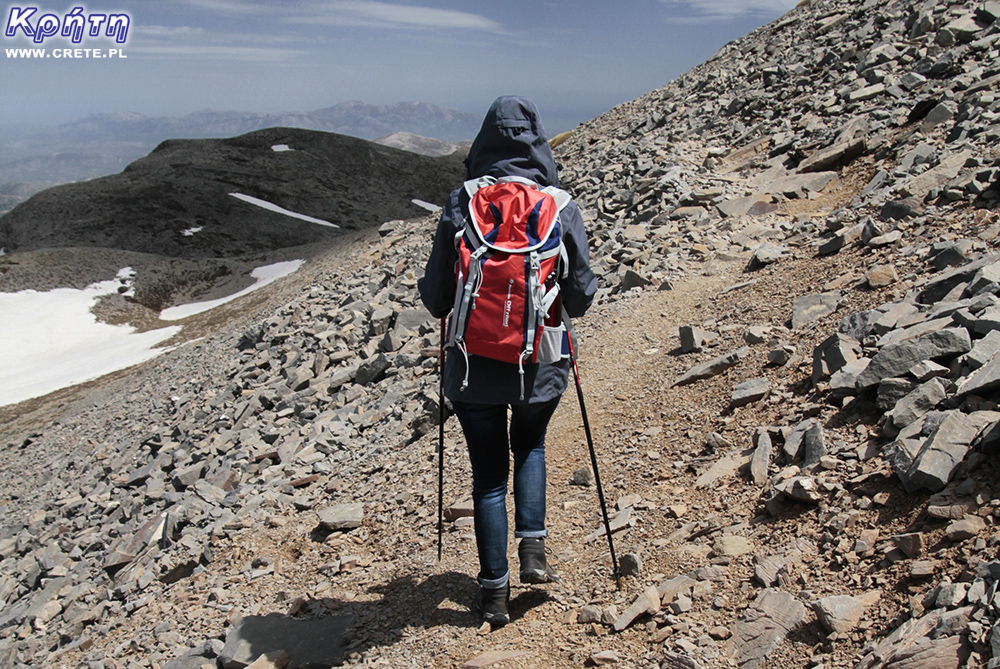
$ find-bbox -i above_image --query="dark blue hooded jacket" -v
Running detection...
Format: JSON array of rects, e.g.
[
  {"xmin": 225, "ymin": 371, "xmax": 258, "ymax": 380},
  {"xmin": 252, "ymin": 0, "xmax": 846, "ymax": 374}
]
[{"xmin": 418, "ymin": 96, "xmax": 597, "ymax": 405}]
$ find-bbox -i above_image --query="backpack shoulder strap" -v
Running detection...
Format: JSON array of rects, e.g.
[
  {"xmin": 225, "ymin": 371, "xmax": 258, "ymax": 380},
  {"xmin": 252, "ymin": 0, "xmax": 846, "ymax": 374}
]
[
  {"xmin": 541, "ymin": 185, "xmax": 572, "ymax": 212},
  {"xmin": 463, "ymin": 176, "xmax": 497, "ymax": 199}
]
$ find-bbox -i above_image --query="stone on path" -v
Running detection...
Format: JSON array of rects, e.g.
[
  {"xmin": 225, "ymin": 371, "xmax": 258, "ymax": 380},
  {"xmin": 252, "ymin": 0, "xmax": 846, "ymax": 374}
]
[
  {"xmin": 586, "ymin": 507, "xmax": 632, "ymax": 543},
  {"xmin": 866, "ymin": 264, "xmax": 898, "ymax": 288},
  {"xmin": 791, "ymin": 292, "xmax": 841, "ymax": 329},
  {"xmin": 619, "ymin": 553, "xmax": 642, "ymax": 577},
  {"xmin": 746, "ymin": 244, "xmax": 788, "ymax": 271},
  {"xmin": 798, "ymin": 137, "xmax": 866, "ymax": 173},
  {"xmin": 956, "ymin": 347, "xmax": 1000, "ymax": 397},
  {"xmin": 589, "ymin": 650, "xmax": 621, "ymax": 665},
  {"xmin": 443, "ymin": 499, "xmax": 474, "ymax": 522},
  {"xmin": 801, "ymin": 421, "xmax": 827, "ymax": 468},
  {"xmin": 660, "ymin": 652, "xmax": 706, "ymax": 669},
  {"xmin": 679, "ymin": 325, "xmax": 719, "ymax": 353},
  {"xmin": 695, "ymin": 450, "xmax": 750, "ymax": 489},
  {"xmin": 674, "ymin": 347, "xmax": 750, "ymax": 387},
  {"xmin": 613, "ymin": 585, "xmax": 661, "ymax": 631},
  {"xmin": 774, "ymin": 476, "xmax": 823, "ymax": 503},
  {"xmin": 727, "ymin": 589, "xmax": 807, "ymax": 669},
  {"xmin": 730, "ymin": 378, "xmax": 769, "ymax": 409},
  {"xmin": 461, "ymin": 650, "xmax": 529, "ymax": 668},
  {"xmin": 812, "ymin": 332, "xmax": 860, "ymax": 384},
  {"xmin": 753, "ymin": 538, "xmax": 817, "ymax": 587},
  {"xmin": 884, "ymin": 378, "xmax": 948, "ymax": 436},
  {"xmin": 713, "ymin": 535, "xmax": 753, "ymax": 557},
  {"xmin": 317, "ymin": 503, "xmax": 364, "ymax": 531},
  {"xmin": 899, "ymin": 150, "xmax": 973, "ymax": 198},
  {"xmin": 571, "ymin": 467, "xmax": 593, "ymax": 486}
]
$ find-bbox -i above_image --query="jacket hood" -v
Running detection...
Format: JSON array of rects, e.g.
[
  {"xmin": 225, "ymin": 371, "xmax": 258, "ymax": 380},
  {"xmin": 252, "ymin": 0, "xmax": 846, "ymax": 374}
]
[{"xmin": 465, "ymin": 96, "xmax": 559, "ymax": 187}]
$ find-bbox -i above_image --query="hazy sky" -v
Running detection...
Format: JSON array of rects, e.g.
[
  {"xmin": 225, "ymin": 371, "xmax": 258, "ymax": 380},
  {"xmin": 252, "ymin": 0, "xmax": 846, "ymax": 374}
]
[{"xmin": 2, "ymin": 0, "xmax": 799, "ymax": 133}]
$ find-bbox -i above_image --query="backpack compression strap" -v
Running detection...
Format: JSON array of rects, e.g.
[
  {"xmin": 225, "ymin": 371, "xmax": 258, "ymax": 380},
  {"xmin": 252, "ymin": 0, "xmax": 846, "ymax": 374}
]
[{"xmin": 447, "ymin": 176, "xmax": 575, "ymax": 397}]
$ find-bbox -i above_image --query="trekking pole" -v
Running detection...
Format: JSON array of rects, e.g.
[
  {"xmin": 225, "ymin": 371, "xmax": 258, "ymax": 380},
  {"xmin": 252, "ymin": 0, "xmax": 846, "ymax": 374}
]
[
  {"xmin": 437, "ymin": 318, "xmax": 446, "ymax": 562},
  {"xmin": 564, "ymin": 318, "xmax": 621, "ymax": 587}
]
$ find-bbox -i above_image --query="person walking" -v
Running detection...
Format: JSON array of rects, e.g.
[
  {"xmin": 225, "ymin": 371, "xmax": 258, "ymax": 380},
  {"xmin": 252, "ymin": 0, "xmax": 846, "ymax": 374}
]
[{"xmin": 418, "ymin": 96, "xmax": 597, "ymax": 627}]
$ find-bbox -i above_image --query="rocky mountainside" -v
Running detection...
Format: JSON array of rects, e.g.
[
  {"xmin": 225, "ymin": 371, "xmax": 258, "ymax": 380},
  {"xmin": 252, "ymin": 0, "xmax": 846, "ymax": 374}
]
[{"xmin": 3, "ymin": 0, "xmax": 1000, "ymax": 668}]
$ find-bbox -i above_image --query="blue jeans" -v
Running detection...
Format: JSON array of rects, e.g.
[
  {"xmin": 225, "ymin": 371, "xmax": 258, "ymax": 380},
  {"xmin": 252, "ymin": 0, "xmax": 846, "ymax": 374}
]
[{"xmin": 452, "ymin": 397, "xmax": 560, "ymax": 588}]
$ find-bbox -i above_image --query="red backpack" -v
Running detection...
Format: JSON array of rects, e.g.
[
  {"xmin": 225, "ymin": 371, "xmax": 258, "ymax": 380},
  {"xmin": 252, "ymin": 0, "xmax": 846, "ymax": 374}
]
[{"xmin": 447, "ymin": 175, "xmax": 571, "ymax": 398}]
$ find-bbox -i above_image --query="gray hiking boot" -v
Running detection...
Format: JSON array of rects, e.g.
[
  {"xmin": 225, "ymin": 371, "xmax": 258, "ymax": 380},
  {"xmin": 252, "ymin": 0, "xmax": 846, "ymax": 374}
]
[{"xmin": 518, "ymin": 537, "xmax": 560, "ymax": 584}]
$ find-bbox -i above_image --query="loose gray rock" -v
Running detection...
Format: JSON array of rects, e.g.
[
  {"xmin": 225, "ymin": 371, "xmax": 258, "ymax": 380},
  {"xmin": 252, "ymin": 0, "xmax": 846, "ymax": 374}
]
[
  {"xmin": 801, "ymin": 422, "xmax": 826, "ymax": 468},
  {"xmin": 679, "ymin": 324, "xmax": 719, "ymax": 354},
  {"xmin": 317, "ymin": 503, "xmax": 364, "ymax": 531},
  {"xmin": 884, "ymin": 378, "xmax": 949, "ymax": 437},
  {"xmin": 813, "ymin": 595, "xmax": 865, "ymax": 634},
  {"xmin": 899, "ymin": 412, "xmax": 980, "ymax": 493},
  {"xmin": 727, "ymin": 589, "xmax": 807, "ymax": 669},
  {"xmin": 856, "ymin": 328, "xmax": 972, "ymax": 392},
  {"xmin": 791, "ymin": 292, "xmax": 841, "ymax": 329},
  {"xmin": 673, "ymin": 347, "xmax": 750, "ymax": 387},
  {"xmin": 730, "ymin": 378, "xmax": 769, "ymax": 409},
  {"xmin": 749, "ymin": 431, "xmax": 772, "ymax": 485}
]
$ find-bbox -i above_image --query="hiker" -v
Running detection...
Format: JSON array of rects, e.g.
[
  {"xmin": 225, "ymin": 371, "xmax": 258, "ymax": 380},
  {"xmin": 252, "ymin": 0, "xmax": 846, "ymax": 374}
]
[{"xmin": 418, "ymin": 96, "xmax": 597, "ymax": 626}]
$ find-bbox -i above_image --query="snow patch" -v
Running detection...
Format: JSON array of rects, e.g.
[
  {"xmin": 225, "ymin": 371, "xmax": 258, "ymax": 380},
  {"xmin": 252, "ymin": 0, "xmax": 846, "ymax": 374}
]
[
  {"xmin": 160, "ymin": 260, "xmax": 304, "ymax": 321},
  {"xmin": 271, "ymin": 144, "xmax": 293, "ymax": 152},
  {"xmin": 229, "ymin": 192, "xmax": 339, "ymax": 228},
  {"xmin": 412, "ymin": 199, "xmax": 442, "ymax": 213},
  {"xmin": 0, "ymin": 270, "xmax": 181, "ymax": 407},
  {"xmin": 181, "ymin": 226, "xmax": 203, "ymax": 236}
]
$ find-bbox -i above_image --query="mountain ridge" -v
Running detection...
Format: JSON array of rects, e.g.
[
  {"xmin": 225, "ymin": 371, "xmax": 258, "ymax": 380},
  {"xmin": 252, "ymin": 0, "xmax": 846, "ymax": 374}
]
[{"xmin": 0, "ymin": 100, "xmax": 482, "ymax": 212}]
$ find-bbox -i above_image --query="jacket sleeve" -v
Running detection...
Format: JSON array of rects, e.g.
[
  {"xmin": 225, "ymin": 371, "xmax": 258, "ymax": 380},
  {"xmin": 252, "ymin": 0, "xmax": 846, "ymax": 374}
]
[
  {"xmin": 559, "ymin": 201, "xmax": 597, "ymax": 318},
  {"xmin": 417, "ymin": 190, "xmax": 461, "ymax": 319}
]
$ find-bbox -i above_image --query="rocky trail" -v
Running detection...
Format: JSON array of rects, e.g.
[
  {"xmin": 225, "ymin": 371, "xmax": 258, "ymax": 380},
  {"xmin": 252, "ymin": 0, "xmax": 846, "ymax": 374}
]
[{"xmin": 4, "ymin": 0, "xmax": 1000, "ymax": 668}]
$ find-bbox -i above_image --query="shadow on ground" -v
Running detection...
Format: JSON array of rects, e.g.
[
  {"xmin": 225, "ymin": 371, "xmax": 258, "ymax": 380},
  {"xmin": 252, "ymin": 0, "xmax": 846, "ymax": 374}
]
[{"xmin": 193, "ymin": 569, "xmax": 559, "ymax": 668}]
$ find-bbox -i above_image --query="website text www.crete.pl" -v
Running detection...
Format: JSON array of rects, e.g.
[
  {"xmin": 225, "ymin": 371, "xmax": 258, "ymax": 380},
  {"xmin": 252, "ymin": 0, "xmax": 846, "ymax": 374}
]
[{"xmin": 6, "ymin": 47, "xmax": 125, "ymax": 58}]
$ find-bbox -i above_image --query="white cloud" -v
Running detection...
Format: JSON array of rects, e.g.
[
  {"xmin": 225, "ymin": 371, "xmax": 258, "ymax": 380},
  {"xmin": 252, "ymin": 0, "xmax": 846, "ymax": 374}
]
[
  {"xmin": 178, "ymin": 0, "xmax": 503, "ymax": 32},
  {"xmin": 178, "ymin": 0, "xmax": 275, "ymax": 14},
  {"xmin": 132, "ymin": 24, "xmax": 305, "ymax": 61},
  {"xmin": 130, "ymin": 43, "xmax": 305, "ymax": 60},
  {"xmin": 301, "ymin": 1, "xmax": 504, "ymax": 31},
  {"xmin": 659, "ymin": 0, "xmax": 800, "ymax": 22}
]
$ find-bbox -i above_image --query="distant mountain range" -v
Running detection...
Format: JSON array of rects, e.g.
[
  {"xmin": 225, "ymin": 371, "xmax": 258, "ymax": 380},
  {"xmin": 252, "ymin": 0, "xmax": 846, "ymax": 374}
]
[{"xmin": 0, "ymin": 101, "xmax": 481, "ymax": 212}]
